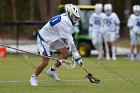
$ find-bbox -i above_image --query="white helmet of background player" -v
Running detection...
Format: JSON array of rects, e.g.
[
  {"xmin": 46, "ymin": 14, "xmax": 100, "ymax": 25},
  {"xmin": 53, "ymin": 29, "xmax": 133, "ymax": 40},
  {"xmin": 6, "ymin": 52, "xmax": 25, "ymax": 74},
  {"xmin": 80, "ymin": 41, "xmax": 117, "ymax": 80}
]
[
  {"xmin": 133, "ymin": 5, "xmax": 140, "ymax": 16},
  {"xmin": 95, "ymin": 3, "xmax": 103, "ymax": 14},
  {"xmin": 104, "ymin": 4, "xmax": 112, "ymax": 15},
  {"xmin": 65, "ymin": 4, "xmax": 81, "ymax": 24}
]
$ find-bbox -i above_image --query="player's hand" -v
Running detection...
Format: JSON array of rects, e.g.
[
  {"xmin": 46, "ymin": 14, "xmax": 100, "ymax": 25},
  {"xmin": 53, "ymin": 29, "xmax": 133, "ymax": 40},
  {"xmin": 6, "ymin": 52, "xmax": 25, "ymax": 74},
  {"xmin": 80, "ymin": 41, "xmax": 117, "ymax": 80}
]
[
  {"xmin": 135, "ymin": 31, "xmax": 140, "ymax": 36},
  {"xmin": 74, "ymin": 56, "xmax": 83, "ymax": 66}
]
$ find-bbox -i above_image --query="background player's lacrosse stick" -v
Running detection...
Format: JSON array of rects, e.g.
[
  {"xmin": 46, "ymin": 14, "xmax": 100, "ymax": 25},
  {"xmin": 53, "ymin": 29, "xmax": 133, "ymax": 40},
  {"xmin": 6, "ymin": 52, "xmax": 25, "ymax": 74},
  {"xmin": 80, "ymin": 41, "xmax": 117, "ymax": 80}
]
[
  {"xmin": 0, "ymin": 44, "xmax": 75, "ymax": 69},
  {"xmin": 82, "ymin": 65, "xmax": 100, "ymax": 84}
]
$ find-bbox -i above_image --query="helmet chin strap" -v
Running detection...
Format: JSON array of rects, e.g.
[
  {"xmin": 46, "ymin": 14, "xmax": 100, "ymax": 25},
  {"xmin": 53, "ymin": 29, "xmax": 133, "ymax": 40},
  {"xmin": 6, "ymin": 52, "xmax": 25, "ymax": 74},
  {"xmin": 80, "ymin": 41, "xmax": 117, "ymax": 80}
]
[
  {"xmin": 67, "ymin": 13, "xmax": 75, "ymax": 25},
  {"xmin": 68, "ymin": 13, "xmax": 79, "ymax": 25}
]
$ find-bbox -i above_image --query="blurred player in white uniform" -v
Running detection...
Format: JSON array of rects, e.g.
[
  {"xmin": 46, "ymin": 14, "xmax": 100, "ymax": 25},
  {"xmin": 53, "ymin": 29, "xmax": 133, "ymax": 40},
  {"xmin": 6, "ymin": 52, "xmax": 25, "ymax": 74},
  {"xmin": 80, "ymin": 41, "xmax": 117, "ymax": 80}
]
[
  {"xmin": 29, "ymin": 4, "xmax": 83, "ymax": 86},
  {"xmin": 127, "ymin": 5, "xmax": 140, "ymax": 61},
  {"xmin": 89, "ymin": 3, "xmax": 105, "ymax": 60},
  {"xmin": 103, "ymin": 4, "xmax": 120, "ymax": 60}
]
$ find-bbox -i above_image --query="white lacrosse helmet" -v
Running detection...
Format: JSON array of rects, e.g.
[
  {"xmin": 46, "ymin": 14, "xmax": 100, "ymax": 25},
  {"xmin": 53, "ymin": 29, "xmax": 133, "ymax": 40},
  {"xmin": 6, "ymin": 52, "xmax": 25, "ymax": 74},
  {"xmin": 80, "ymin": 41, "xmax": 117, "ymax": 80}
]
[
  {"xmin": 133, "ymin": 5, "xmax": 140, "ymax": 16},
  {"xmin": 104, "ymin": 4, "xmax": 112, "ymax": 15},
  {"xmin": 65, "ymin": 4, "xmax": 81, "ymax": 23},
  {"xmin": 95, "ymin": 3, "xmax": 103, "ymax": 14}
]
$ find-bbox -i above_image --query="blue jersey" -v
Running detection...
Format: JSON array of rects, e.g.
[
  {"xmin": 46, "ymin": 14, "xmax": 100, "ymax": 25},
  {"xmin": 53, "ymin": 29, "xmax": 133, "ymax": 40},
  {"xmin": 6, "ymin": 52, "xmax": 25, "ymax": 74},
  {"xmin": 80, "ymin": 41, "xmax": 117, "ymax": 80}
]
[
  {"xmin": 39, "ymin": 13, "xmax": 75, "ymax": 44},
  {"xmin": 103, "ymin": 12, "xmax": 120, "ymax": 32}
]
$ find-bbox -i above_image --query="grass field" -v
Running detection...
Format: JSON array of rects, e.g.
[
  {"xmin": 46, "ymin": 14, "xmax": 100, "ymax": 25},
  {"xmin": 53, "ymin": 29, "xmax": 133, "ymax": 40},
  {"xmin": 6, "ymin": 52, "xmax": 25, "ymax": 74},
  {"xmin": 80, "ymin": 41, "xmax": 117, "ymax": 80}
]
[{"xmin": 0, "ymin": 54, "xmax": 140, "ymax": 93}]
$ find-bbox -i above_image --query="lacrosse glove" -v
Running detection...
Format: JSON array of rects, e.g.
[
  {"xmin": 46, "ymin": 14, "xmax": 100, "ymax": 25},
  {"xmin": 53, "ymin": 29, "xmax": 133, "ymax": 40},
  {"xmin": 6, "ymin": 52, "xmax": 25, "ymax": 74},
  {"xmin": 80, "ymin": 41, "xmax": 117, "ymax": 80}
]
[{"xmin": 74, "ymin": 56, "xmax": 83, "ymax": 66}]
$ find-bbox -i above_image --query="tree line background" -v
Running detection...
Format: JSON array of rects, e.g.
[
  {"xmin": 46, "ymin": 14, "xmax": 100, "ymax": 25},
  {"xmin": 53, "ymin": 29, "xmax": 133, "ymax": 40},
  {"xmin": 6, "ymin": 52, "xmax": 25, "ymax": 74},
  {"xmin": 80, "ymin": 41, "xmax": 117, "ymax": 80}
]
[
  {"xmin": 0, "ymin": 0, "xmax": 139, "ymax": 40},
  {"xmin": 0, "ymin": 0, "xmax": 139, "ymax": 22}
]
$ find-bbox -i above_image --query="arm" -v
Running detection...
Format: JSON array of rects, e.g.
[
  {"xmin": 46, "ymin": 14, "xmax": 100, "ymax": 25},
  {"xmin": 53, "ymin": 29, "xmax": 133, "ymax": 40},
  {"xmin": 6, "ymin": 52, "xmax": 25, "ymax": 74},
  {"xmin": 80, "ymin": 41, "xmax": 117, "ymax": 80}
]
[
  {"xmin": 114, "ymin": 13, "xmax": 120, "ymax": 34},
  {"xmin": 88, "ymin": 13, "xmax": 94, "ymax": 37},
  {"xmin": 68, "ymin": 36, "xmax": 83, "ymax": 66}
]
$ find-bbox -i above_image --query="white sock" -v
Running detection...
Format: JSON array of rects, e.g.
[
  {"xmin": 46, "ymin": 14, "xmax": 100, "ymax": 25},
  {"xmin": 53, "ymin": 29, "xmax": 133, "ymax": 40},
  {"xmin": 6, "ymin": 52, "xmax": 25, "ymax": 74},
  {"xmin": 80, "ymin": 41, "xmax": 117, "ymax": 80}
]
[
  {"xmin": 112, "ymin": 46, "xmax": 116, "ymax": 58},
  {"xmin": 51, "ymin": 66, "xmax": 58, "ymax": 71},
  {"xmin": 32, "ymin": 74, "xmax": 37, "ymax": 78},
  {"xmin": 105, "ymin": 42, "xmax": 110, "ymax": 58},
  {"xmin": 106, "ymin": 52, "xmax": 110, "ymax": 58}
]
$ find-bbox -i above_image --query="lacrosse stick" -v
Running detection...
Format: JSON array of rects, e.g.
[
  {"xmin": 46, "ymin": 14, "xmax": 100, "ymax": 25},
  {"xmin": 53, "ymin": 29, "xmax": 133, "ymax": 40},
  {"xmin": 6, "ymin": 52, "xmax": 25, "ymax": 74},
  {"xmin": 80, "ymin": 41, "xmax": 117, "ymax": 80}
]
[
  {"xmin": 82, "ymin": 65, "xmax": 100, "ymax": 84},
  {"xmin": 0, "ymin": 44, "xmax": 75, "ymax": 69}
]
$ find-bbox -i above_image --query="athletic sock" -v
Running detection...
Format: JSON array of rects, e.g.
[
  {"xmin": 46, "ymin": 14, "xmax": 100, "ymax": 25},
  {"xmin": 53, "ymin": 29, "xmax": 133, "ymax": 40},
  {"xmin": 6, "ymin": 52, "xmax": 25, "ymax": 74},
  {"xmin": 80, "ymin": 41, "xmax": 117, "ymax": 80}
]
[
  {"xmin": 112, "ymin": 46, "xmax": 116, "ymax": 58},
  {"xmin": 32, "ymin": 74, "xmax": 37, "ymax": 78},
  {"xmin": 51, "ymin": 66, "xmax": 58, "ymax": 71}
]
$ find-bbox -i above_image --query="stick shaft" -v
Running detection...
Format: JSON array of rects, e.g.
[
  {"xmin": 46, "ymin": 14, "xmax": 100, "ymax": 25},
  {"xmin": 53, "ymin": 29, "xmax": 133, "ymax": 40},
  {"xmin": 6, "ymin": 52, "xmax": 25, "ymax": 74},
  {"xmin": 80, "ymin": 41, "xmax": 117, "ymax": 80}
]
[
  {"xmin": 0, "ymin": 44, "xmax": 59, "ymax": 61},
  {"xmin": 82, "ymin": 65, "xmax": 89, "ymax": 74}
]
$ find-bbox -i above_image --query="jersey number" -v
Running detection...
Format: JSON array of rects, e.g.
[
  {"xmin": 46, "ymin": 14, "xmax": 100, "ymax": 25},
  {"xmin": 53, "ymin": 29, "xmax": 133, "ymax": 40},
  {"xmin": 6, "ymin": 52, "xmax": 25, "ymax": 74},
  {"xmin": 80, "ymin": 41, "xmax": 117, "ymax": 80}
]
[
  {"xmin": 49, "ymin": 15, "xmax": 61, "ymax": 27},
  {"xmin": 106, "ymin": 21, "xmax": 112, "ymax": 26},
  {"xmin": 136, "ymin": 21, "xmax": 140, "ymax": 27},
  {"xmin": 95, "ymin": 20, "xmax": 101, "ymax": 25}
]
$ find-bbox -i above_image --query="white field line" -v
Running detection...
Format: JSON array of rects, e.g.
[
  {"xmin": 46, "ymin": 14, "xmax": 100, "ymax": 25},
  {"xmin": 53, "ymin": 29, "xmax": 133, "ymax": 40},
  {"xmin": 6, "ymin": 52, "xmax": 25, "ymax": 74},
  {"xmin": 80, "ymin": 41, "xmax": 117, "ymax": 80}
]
[{"xmin": 0, "ymin": 78, "xmax": 139, "ymax": 83}]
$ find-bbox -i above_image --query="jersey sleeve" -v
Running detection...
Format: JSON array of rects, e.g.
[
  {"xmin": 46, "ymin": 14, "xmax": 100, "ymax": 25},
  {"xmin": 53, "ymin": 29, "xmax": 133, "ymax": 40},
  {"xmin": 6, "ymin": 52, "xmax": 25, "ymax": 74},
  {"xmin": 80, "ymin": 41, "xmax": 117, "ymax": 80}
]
[
  {"xmin": 88, "ymin": 13, "xmax": 94, "ymax": 33},
  {"xmin": 55, "ymin": 15, "xmax": 80, "ymax": 56},
  {"xmin": 114, "ymin": 13, "xmax": 120, "ymax": 25},
  {"xmin": 127, "ymin": 15, "xmax": 134, "ymax": 29}
]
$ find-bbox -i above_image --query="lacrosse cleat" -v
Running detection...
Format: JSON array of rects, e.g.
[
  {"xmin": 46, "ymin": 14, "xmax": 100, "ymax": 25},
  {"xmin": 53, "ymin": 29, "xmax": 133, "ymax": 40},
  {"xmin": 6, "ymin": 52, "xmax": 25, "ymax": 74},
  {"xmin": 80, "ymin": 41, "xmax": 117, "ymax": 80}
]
[
  {"xmin": 29, "ymin": 75, "xmax": 38, "ymax": 86},
  {"xmin": 97, "ymin": 55, "xmax": 103, "ymax": 60},
  {"xmin": 106, "ymin": 56, "xmax": 110, "ymax": 60},
  {"xmin": 112, "ymin": 57, "xmax": 116, "ymax": 61},
  {"xmin": 47, "ymin": 68, "xmax": 61, "ymax": 81},
  {"xmin": 130, "ymin": 54, "xmax": 134, "ymax": 61}
]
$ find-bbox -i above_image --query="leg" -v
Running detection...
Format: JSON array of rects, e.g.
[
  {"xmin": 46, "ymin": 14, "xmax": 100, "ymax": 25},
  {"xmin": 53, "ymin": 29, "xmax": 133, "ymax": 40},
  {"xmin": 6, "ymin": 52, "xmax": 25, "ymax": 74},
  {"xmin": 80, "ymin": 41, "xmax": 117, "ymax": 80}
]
[
  {"xmin": 30, "ymin": 56, "xmax": 49, "ymax": 86},
  {"xmin": 97, "ymin": 32, "xmax": 104, "ymax": 60},
  {"xmin": 111, "ymin": 41, "xmax": 116, "ymax": 60},
  {"xmin": 103, "ymin": 32, "xmax": 110, "ymax": 60},
  {"xmin": 110, "ymin": 32, "xmax": 117, "ymax": 61},
  {"xmin": 30, "ymin": 36, "xmax": 51, "ymax": 86},
  {"xmin": 130, "ymin": 32, "xmax": 136, "ymax": 61},
  {"xmin": 35, "ymin": 57, "xmax": 49, "ymax": 76},
  {"xmin": 54, "ymin": 47, "xmax": 69, "ymax": 68},
  {"xmin": 47, "ymin": 39, "xmax": 69, "ymax": 81},
  {"xmin": 105, "ymin": 42, "xmax": 111, "ymax": 60},
  {"xmin": 47, "ymin": 47, "xmax": 69, "ymax": 80},
  {"xmin": 130, "ymin": 45, "xmax": 135, "ymax": 61}
]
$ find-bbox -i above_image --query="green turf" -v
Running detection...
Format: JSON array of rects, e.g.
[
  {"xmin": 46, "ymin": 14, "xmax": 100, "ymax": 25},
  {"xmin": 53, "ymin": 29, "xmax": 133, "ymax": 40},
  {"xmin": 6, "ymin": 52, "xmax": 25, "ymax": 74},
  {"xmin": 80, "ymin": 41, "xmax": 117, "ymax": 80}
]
[{"xmin": 0, "ymin": 54, "xmax": 140, "ymax": 93}]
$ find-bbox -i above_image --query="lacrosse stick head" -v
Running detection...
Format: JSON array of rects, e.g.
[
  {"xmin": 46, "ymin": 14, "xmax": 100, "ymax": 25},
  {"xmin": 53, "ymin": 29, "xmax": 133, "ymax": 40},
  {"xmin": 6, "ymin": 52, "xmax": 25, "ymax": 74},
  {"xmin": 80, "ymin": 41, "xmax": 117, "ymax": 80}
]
[
  {"xmin": 86, "ymin": 73, "xmax": 100, "ymax": 84},
  {"xmin": 59, "ymin": 59, "xmax": 75, "ymax": 69}
]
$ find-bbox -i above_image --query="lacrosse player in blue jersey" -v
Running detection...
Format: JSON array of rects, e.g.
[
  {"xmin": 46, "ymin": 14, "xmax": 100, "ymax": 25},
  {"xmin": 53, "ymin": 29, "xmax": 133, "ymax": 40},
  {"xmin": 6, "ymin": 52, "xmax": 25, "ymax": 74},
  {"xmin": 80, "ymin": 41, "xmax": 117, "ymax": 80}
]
[
  {"xmin": 88, "ymin": 3, "xmax": 105, "ymax": 60},
  {"xmin": 127, "ymin": 5, "xmax": 140, "ymax": 61},
  {"xmin": 29, "ymin": 4, "xmax": 83, "ymax": 86},
  {"xmin": 103, "ymin": 4, "xmax": 120, "ymax": 61}
]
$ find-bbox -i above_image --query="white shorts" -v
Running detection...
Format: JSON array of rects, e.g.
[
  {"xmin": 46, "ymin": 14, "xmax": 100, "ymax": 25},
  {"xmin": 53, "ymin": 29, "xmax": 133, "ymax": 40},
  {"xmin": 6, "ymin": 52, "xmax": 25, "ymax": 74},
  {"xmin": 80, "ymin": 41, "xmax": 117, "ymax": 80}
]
[
  {"xmin": 130, "ymin": 31, "xmax": 140, "ymax": 45},
  {"xmin": 104, "ymin": 32, "xmax": 116, "ymax": 42},
  {"xmin": 37, "ymin": 34, "xmax": 67, "ymax": 56},
  {"xmin": 91, "ymin": 31, "xmax": 103, "ymax": 45}
]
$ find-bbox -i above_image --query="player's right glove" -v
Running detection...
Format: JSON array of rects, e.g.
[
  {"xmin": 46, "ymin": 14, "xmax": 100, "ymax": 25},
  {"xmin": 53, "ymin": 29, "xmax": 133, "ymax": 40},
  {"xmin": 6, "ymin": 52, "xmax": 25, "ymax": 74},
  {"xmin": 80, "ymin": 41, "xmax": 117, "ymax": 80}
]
[
  {"xmin": 74, "ymin": 56, "xmax": 83, "ymax": 66},
  {"xmin": 72, "ymin": 52, "xmax": 83, "ymax": 66}
]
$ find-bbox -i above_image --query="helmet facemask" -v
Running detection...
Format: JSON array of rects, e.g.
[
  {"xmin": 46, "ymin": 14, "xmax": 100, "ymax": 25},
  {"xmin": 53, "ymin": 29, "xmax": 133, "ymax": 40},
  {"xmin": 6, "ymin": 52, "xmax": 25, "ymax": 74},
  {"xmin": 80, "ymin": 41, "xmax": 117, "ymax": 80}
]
[
  {"xmin": 133, "ymin": 5, "xmax": 140, "ymax": 16},
  {"xmin": 65, "ymin": 4, "xmax": 81, "ymax": 24},
  {"xmin": 104, "ymin": 4, "xmax": 112, "ymax": 16},
  {"xmin": 71, "ymin": 14, "xmax": 80, "ymax": 23},
  {"xmin": 95, "ymin": 4, "xmax": 103, "ymax": 15}
]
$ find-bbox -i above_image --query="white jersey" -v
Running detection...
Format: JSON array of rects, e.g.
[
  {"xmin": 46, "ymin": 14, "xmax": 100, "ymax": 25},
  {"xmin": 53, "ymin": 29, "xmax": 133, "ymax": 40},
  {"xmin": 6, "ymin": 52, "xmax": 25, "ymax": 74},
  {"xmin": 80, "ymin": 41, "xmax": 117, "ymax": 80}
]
[
  {"xmin": 89, "ymin": 12, "xmax": 105, "ymax": 33},
  {"xmin": 103, "ymin": 12, "xmax": 120, "ymax": 32},
  {"xmin": 39, "ymin": 13, "xmax": 75, "ymax": 45},
  {"xmin": 127, "ymin": 14, "xmax": 140, "ymax": 33}
]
